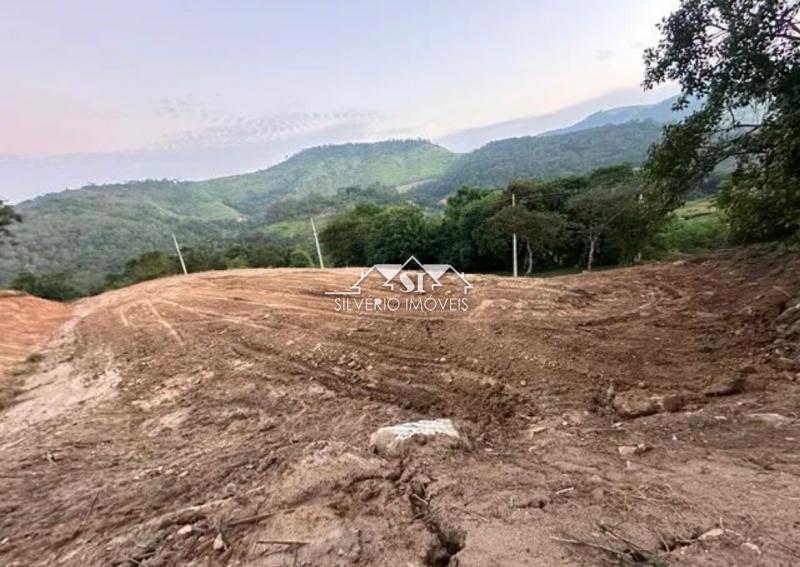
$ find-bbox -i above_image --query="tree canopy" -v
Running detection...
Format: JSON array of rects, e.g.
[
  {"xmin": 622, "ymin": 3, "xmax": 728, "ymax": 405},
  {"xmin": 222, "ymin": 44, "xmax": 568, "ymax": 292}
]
[
  {"xmin": 0, "ymin": 200, "xmax": 21, "ymax": 240},
  {"xmin": 321, "ymin": 165, "xmax": 662, "ymax": 274},
  {"xmin": 643, "ymin": 0, "xmax": 800, "ymax": 242}
]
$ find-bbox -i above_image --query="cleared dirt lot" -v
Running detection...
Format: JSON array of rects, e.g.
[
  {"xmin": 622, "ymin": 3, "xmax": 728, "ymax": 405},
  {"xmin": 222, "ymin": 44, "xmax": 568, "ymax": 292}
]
[
  {"xmin": 1, "ymin": 248, "xmax": 799, "ymax": 566},
  {"xmin": 0, "ymin": 292, "xmax": 71, "ymax": 376}
]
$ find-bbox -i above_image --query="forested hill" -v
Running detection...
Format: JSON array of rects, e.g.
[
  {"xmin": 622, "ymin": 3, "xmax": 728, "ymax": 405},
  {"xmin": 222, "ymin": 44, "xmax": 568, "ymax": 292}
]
[
  {"xmin": 0, "ymin": 140, "xmax": 456, "ymax": 291},
  {"xmin": 412, "ymin": 120, "xmax": 663, "ymax": 203},
  {"xmin": 195, "ymin": 139, "xmax": 458, "ymax": 210},
  {"xmin": 0, "ymin": 122, "xmax": 667, "ymax": 292}
]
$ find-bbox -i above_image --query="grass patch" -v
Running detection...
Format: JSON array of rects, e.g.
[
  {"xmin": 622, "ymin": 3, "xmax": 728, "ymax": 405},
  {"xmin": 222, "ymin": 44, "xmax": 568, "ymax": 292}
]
[
  {"xmin": 25, "ymin": 352, "xmax": 45, "ymax": 364},
  {"xmin": 0, "ymin": 374, "xmax": 26, "ymax": 410},
  {"xmin": 2, "ymin": 352, "xmax": 44, "ymax": 410},
  {"xmin": 658, "ymin": 197, "xmax": 729, "ymax": 254}
]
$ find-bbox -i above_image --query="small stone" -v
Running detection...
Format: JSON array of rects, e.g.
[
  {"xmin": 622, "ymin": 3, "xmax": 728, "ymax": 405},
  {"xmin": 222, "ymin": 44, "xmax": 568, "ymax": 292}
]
[
  {"xmin": 612, "ymin": 392, "xmax": 658, "ymax": 419},
  {"xmin": 742, "ymin": 542, "xmax": 761, "ymax": 554},
  {"xmin": 527, "ymin": 425, "xmax": 547, "ymax": 437},
  {"xmin": 699, "ymin": 528, "xmax": 724, "ymax": 541},
  {"xmin": 703, "ymin": 375, "xmax": 746, "ymax": 397},
  {"xmin": 512, "ymin": 492, "xmax": 549, "ymax": 509},
  {"xmin": 776, "ymin": 356, "xmax": 798, "ymax": 371},
  {"xmin": 617, "ymin": 443, "xmax": 650, "ymax": 457},
  {"xmin": 213, "ymin": 533, "xmax": 225, "ymax": 551},
  {"xmin": 747, "ymin": 413, "xmax": 793, "ymax": 427},
  {"xmin": 177, "ymin": 525, "xmax": 194, "ymax": 536},
  {"xmin": 657, "ymin": 392, "xmax": 687, "ymax": 413},
  {"xmin": 369, "ymin": 419, "xmax": 467, "ymax": 458}
]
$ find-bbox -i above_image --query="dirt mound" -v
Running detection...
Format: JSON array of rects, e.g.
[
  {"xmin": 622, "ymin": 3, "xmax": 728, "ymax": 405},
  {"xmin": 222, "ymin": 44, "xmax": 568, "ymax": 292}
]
[
  {"xmin": 1, "ymin": 249, "xmax": 800, "ymax": 566},
  {"xmin": 0, "ymin": 292, "xmax": 71, "ymax": 375}
]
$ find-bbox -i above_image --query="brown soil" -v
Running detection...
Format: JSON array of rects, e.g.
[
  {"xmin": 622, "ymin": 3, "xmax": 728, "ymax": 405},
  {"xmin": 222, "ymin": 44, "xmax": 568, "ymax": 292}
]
[
  {"xmin": 0, "ymin": 292, "xmax": 72, "ymax": 375},
  {"xmin": 1, "ymin": 248, "xmax": 799, "ymax": 566}
]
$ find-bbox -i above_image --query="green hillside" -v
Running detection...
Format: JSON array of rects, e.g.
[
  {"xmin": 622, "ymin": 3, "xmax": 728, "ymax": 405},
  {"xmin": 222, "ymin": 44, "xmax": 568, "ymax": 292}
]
[
  {"xmin": 0, "ymin": 126, "xmax": 666, "ymax": 292},
  {"xmin": 413, "ymin": 121, "xmax": 663, "ymax": 203},
  {"xmin": 205, "ymin": 140, "xmax": 456, "ymax": 210},
  {"xmin": 0, "ymin": 140, "xmax": 456, "ymax": 291}
]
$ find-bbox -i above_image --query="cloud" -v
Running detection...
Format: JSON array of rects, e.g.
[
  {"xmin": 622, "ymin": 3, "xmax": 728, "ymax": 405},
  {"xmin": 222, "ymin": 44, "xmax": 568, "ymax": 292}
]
[
  {"xmin": 153, "ymin": 96, "xmax": 201, "ymax": 120},
  {"xmin": 594, "ymin": 49, "xmax": 614, "ymax": 62},
  {"xmin": 0, "ymin": 107, "xmax": 401, "ymax": 202},
  {"xmin": 156, "ymin": 108, "xmax": 386, "ymax": 150}
]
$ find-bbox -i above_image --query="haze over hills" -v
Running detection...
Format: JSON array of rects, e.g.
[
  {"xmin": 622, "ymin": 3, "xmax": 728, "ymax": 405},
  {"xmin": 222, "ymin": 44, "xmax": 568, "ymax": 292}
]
[
  {"xmin": 0, "ymin": 97, "xmax": 695, "ymax": 291},
  {"xmin": 542, "ymin": 96, "xmax": 700, "ymax": 136},
  {"xmin": 437, "ymin": 94, "xmax": 690, "ymax": 151},
  {"xmin": 414, "ymin": 120, "xmax": 663, "ymax": 203},
  {"xmin": 0, "ymin": 141, "xmax": 456, "ymax": 290}
]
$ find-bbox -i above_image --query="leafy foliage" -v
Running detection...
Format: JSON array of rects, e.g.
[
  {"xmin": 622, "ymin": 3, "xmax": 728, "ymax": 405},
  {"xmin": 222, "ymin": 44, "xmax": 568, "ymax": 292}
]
[
  {"xmin": 262, "ymin": 184, "xmax": 405, "ymax": 224},
  {"xmin": 10, "ymin": 272, "xmax": 80, "ymax": 301},
  {"xmin": 0, "ymin": 200, "xmax": 21, "ymax": 240},
  {"xmin": 657, "ymin": 198, "xmax": 729, "ymax": 253},
  {"xmin": 0, "ymin": 141, "xmax": 455, "ymax": 291},
  {"xmin": 413, "ymin": 121, "xmax": 664, "ymax": 204},
  {"xmin": 643, "ymin": 0, "xmax": 800, "ymax": 242},
  {"xmin": 323, "ymin": 165, "xmax": 666, "ymax": 273}
]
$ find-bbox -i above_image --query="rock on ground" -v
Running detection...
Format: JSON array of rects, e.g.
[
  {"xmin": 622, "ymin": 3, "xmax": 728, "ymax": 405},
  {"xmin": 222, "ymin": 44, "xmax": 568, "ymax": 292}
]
[{"xmin": 369, "ymin": 418, "xmax": 468, "ymax": 458}]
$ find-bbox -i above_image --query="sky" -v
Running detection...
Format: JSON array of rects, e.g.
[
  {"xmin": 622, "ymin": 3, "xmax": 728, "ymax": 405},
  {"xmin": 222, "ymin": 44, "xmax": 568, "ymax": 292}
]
[{"xmin": 0, "ymin": 0, "xmax": 678, "ymax": 202}]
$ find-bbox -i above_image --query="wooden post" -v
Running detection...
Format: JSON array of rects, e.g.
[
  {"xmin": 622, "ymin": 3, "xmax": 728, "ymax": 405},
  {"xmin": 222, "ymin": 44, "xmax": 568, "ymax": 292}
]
[
  {"xmin": 512, "ymin": 193, "xmax": 518, "ymax": 278},
  {"xmin": 310, "ymin": 217, "xmax": 324, "ymax": 268},
  {"xmin": 172, "ymin": 233, "xmax": 188, "ymax": 275}
]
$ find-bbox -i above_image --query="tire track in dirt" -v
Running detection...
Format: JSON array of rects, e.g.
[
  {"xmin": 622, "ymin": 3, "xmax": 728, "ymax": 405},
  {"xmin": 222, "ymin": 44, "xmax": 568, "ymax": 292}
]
[
  {"xmin": 145, "ymin": 299, "xmax": 185, "ymax": 346},
  {"xmin": 2, "ymin": 252, "xmax": 800, "ymax": 566}
]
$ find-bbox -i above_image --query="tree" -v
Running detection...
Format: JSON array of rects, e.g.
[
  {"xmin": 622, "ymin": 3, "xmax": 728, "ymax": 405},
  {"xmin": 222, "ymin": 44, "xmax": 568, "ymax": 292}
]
[
  {"xmin": 643, "ymin": 0, "xmax": 800, "ymax": 242},
  {"xmin": 484, "ymin": 206, "xmax": 566, "ymax": 274},
  {"xmin": 368, "ymin": 204, "xmax": 432, "ymax": 264},
  {"xmin": 183, "ymin": 243, "xmax": 227, "ymax": 272},
  {"xmin": 11, "ymin": 272, "xmax": 80, "ymax": 301},
  {"xmin": 0, "ymin": 200, "xmax": 21, "ymax": 240},
  {"xmin": 440, "ymin": 187, "xmax": 503, "ymax": 272},
  {"xmin": 567, "ymin": 184, "xmax": 642, "ymax": 270},
  {"xmin": 320, "ymin": 203, "xmax": 382, "ymax": 266},
  {"xmin": 124, "ymin": 251, "xmax": 179, "ymax": 283},
  {"xmin": 288, "ymin": 247, "xmax": 314, "ymax": 267}
]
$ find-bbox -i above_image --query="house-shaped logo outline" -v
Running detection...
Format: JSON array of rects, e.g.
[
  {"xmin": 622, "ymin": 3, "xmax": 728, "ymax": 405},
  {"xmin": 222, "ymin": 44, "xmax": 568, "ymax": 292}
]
[{"xmin": 325, "ymin": 255, "xmax": 473, "ymax": 296}]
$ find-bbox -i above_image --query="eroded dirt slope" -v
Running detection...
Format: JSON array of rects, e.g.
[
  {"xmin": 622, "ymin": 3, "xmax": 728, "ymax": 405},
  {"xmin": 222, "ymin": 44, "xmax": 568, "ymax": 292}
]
[
  {"xmin": 0, "ymin": 292, "xmax": 71, "ymax": 375},
  {"xmin": 1, "ymin": 248, "xmax": 799, "ymax": 566}
]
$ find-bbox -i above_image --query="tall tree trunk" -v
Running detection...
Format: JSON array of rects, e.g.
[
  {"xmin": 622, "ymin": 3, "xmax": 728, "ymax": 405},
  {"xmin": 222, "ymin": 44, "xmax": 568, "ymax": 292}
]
[
  {"xmin": 587, "ymin": 235, "xmax": 597, "ymax": 271},
  {"xmin": 524, "ymin": 239, "xmax": 534, "ymax": 275}
]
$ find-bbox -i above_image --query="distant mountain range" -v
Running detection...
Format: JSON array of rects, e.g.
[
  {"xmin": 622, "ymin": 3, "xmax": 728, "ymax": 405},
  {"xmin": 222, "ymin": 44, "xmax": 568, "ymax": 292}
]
[
  {"xmin": 438, "ymin": 94, "xmax": 696, "ymax": 151},
  {"xmin": 0, "ymin": 96, "xmax": 698, "ymax": 291},
  {"xmin": 542, "ymin": 96, "xmax": 700, "ymax": 136}
]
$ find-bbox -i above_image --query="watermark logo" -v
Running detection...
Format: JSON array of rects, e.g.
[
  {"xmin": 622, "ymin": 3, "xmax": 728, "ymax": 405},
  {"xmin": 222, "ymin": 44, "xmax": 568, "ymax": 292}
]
[{"xmin": 326, "ymin": 256, "xmax": 472, "ymax": 312}]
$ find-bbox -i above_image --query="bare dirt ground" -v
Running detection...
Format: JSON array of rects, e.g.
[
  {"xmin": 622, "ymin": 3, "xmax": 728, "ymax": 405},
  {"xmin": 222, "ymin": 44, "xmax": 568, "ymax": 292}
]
[
  {"xmin": 0, "ymin": 292, "xmax": 71, "ymax": 376},
  {"xmin": 1, "ymin": 247, "xmax": 799, "ymax": 566}
]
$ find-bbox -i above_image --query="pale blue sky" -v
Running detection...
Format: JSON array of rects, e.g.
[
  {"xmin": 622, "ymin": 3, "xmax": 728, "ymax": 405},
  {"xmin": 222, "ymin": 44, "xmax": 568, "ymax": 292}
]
[{"xmin": 0, "ymin": 0, "xmax": 678, "ymax": 200}]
